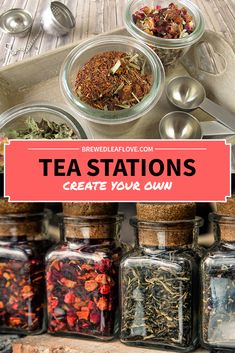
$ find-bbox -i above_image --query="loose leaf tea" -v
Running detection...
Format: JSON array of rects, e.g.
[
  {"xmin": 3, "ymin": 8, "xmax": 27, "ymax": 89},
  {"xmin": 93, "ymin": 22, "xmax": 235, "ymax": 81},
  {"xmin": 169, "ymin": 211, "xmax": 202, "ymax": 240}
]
[
  {"xmin": 0, "ymin": 256, "xmax": 44, "ymax": 333},
  {"xmin": 75, "ymin": 51, "xmax": 152, "ymax": 111},
  {"xmin": 132, "ymin": 3, "xmax": 196, "ymax": 68},
  {"xmin": 46, "ymin": 242, "xmax": 120, "ymax": 338},
  {"xmin": 133, "ymin": 3, "xmax": 194, "ymax": 39},
  {"xmin": 120, "ymin": 254, "xmax": 195, "ymax": 348},
  {"xmin": 4, "ymin": 117, "xmax": 77, "ymax": 140},
  {"xmin": 202, "ymin": 255, "xmax": 235, "ymax": 347}
]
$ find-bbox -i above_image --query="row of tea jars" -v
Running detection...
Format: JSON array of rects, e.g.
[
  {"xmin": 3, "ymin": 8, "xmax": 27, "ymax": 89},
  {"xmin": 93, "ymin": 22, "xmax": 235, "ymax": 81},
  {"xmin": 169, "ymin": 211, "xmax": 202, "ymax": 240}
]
[
  {"xmin": 1, "ymin": 198, "xmax": 235, "ymax": 352},
  {"xmin": 46, "ymin": 202, "xmax": 123, "ymax": 339},
  {"xmin": 0, "ymin": 199, "xmax": 48, "ymax": 334}
]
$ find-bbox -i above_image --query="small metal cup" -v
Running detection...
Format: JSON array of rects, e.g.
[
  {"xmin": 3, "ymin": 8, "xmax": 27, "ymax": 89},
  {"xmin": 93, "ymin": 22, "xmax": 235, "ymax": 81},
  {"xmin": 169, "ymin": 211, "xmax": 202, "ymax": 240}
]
[{"xmin": 0, "ymin": 8, "xmax": 33, "ymax": 37}]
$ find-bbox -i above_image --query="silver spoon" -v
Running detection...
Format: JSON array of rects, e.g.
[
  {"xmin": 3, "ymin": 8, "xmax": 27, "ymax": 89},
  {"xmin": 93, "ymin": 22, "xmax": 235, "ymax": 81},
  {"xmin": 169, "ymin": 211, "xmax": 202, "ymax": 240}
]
[
  {"xmin": 159, "ymin": 111, "xmax": 235, "ymax": 139},
  {"xmin": 159, "ymin": 112, "xmax": 202, "ymax": 139},
  {"xmin": 167, "ymin": 76, "xmax": 235, "ymax": 132}
]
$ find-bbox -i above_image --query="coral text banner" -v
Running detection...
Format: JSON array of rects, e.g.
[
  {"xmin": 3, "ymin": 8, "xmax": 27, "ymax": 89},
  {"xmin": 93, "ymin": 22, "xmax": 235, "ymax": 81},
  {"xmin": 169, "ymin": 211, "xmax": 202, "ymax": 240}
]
[{"xmin": 4, "ymin": 140, "xmax": 230, "ymax": 202}]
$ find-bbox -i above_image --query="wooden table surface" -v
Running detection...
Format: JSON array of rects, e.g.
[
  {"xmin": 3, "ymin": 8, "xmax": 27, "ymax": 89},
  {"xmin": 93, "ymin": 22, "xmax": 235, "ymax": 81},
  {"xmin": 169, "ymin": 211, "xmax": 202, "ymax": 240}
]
[{"xmin": 0, "ymin": 0, "xmax": 234, "ymax": 67}]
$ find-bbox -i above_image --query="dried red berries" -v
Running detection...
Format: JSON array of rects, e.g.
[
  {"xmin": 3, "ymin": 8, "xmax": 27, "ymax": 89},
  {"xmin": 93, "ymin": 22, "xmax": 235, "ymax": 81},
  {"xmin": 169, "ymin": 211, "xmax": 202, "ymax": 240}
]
[
  {"xmin": 46, "ymin": 244, "xmax": 120, "ymax": 338},
  {"xmin": 133, "ymin": 3, "xmax": 194, "ymax": 39}
]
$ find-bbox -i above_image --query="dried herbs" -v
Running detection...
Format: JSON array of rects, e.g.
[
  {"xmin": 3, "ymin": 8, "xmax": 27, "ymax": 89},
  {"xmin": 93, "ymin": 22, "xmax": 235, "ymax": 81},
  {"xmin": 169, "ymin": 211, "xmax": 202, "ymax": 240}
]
[
  {"xmin": 75, "ymin": 51, "xmax": 152, "ymax": 111},
  {"xmin": 133, "ymin": 3, "xmax": 194, "ymax": 39},
  {"xmin": 120, "ymin": 254, "xmax": 195, "ymax": 348},
  {"xmin": 4, "ymin": 117, "xmax": 77, "ymax": 140},
  {"xmin": 0, "ymin": 256, "xmax": 44, "ymax": 333},
  {"xmin": 201, "ymin": 256, "xmax": 235, "ymax": 347},
  {"xmin": 46, "ymin": 243, "xmax": 120, "ymax": 338}
]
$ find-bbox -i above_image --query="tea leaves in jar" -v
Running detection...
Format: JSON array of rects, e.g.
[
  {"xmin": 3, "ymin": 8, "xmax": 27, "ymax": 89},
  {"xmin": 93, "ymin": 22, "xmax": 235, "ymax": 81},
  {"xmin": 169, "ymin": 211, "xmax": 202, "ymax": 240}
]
[
  {"xmin": 201, "ymin": 256, "xmax": 235, "ymax": 348},
  {"xmin": 0, "ymin": 256, "xmax": 44, "ymax": 333},
  {"xmin": 120, "ymin": 254, "xmax": 195, "ymax": 348},
  {"xmin": 132, "ymin": 4, "xmax": 195, "ymax": 39},
  {"xmin": 46, "ymin": 245, "xmax": 120, "ymax": 338},
  {"xmin": 75, "ymin": 51, "xmax": 152, "ymax": 111}
]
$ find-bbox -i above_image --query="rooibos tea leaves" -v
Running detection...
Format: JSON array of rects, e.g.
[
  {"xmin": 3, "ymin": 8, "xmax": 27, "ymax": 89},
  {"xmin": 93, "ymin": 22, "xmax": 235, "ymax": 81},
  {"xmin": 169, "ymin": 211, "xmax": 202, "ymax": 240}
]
[{"xmin": 75, "ymin": 51, "xmax": 151, "ymax": 111}]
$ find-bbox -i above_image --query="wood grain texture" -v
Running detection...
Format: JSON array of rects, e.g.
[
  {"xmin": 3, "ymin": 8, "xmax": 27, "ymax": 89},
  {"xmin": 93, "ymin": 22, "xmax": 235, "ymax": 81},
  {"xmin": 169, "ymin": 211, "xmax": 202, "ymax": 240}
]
[
  {"xmin": 0, "ymin": 0, "xmax": 234, "ymax": 66},
  {"xmin": 12, "ymin": 335, "xmax": 207, "ymax": 353}
]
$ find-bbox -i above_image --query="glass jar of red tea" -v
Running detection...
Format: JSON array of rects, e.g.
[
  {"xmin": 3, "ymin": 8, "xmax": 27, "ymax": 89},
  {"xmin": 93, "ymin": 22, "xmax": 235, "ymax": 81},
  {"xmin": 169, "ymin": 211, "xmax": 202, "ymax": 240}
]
[
  {"xmin": 46, "ymin": 215, "xmax": 123, "ymax": 340},
  {"xmin": 0, "ymin": 213, "xmax": 47, "ymax": 335}
]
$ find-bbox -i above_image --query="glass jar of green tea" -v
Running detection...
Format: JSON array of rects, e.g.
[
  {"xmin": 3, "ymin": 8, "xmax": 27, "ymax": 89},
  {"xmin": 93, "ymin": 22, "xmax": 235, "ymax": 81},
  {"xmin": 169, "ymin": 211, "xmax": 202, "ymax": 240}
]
[
  {"xmin": 201, "ymin": 212, "xmax": 235, "ymax": 351},
  {"xmin": 120, "ymin": 202, "xmax": 202, "ymax": 352},
  {"xmin": 0, "ymin": 213, "xmax": 48, "ymax": 335}
]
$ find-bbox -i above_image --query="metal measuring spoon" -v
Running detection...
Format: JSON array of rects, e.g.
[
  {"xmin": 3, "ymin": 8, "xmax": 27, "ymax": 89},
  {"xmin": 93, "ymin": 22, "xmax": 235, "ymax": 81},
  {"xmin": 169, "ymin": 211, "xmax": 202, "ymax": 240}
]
[
  {"xmin": 159, "ymin": 111, "xmax": 235, "ymax": 139},
  {"xmin": 167, "ymin": 76, "xmax": 235, "ymax": 132},
  {"xmin": 159, "ymin": 112, "xmax": 202, "ymax": 139}
]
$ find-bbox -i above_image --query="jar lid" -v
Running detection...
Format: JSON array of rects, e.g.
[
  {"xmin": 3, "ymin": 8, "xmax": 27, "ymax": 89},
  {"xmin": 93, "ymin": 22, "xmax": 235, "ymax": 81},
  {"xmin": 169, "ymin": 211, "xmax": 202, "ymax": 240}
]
[
  {"xmin": 136, "ymin": 202, "xmax": 196, "ymax": 222},
  {"xmin": 0, "ymin": 213, "xmax": 44, "ymax": 237},
  {"xmin": 63, "ymin": 202, "xmax": 119, "ymax": 217},
  {"xmin": 131, "ymin": 216, "xmax": 202, "ymax": 247},
  {"xmin": 0, "ymin": 198, "xmax": 44, "ymax": 214},
  {"xmin": 216, "ymin": 196, "xmax": 235, "ymax": 216},
  {"xmin": 209, "ymin": 212, "xmax": 235, "ymax": 242},
  {"xmin": 61, "ymin": 214, "xmax": 124, "ymax": 240}
]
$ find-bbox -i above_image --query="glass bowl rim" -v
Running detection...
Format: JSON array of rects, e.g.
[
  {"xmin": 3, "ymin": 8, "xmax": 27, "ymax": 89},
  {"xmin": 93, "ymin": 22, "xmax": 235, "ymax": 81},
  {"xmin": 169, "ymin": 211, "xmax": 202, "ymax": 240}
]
[
  {"xmin": 60, "ymin": 35, "xmax": 165, "ymax": 125},
  {"xmin": 0, "ymin": 102, "xmax": 92, "ymax": 139},
  {"xmin": 124, "ymin": 0, "xmax": 205, "ymax": 49}
]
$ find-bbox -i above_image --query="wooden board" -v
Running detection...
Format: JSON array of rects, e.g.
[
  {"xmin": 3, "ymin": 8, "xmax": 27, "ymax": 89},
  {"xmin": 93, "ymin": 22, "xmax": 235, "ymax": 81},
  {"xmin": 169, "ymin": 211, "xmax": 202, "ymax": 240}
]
[
  {"xmin": 0, "ymin": 0, "xmax": 235, "ymax": 67},
  {"xmin": 0, "ymin": 27, "xmax": 229, "ymax": 140},
  {"xmin": 12, "ymin": 334, "xmax": 208, "ymax": 353}
]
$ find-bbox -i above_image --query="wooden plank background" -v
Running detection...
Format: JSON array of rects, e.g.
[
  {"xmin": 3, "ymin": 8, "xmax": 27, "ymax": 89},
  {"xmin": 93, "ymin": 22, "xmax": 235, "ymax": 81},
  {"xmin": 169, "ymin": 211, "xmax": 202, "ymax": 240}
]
[{"xmin": 0, "ymin": 0, "xmax": 234, "ymax": 67}]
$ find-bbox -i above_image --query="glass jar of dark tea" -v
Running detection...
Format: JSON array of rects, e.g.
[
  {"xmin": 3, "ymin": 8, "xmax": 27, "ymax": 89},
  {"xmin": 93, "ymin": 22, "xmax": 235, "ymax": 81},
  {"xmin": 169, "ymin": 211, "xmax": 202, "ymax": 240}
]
[
  {"xmin": 0, "ymin": 213, "xmax": 47, "ymax": 335},
  {"xmin": 120, "ymin": 216, "xmax": 202, "ymax": 352},
  {"xmin": 201, "ymin": 213, "xmax": 235, "ymax": 351},
  {"xmin": 46, "ymin": 215, "xmax": 123, "ymax": 340}
]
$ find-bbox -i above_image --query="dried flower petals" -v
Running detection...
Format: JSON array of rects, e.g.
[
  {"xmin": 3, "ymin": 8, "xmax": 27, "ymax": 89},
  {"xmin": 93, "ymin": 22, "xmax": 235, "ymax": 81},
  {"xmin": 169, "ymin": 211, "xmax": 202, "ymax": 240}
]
[
  {"xmin": 0, "ymin": 258, "xmax": 44, "ymax": 333},
  {"xmin": 46, "ymin": 247, "xmax": 120, "ymax": 338},
  {"xmin": 75, "ymin": 51, "xmax": 152, "ymax": 111},
  {"xmin": 133, "ymin": 3, "xmax": 195, "ymax": 39}
]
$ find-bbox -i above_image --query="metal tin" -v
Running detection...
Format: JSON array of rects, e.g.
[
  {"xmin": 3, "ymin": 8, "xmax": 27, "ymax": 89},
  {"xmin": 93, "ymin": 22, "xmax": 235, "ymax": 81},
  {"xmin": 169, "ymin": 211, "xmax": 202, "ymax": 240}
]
[
  {"xmin": 0, "ymin": 8, "xmax": 33, "ymax": 37},
  {"xmin": 41, "ymin": 2, "xmax": 76, "ymax": 36}
]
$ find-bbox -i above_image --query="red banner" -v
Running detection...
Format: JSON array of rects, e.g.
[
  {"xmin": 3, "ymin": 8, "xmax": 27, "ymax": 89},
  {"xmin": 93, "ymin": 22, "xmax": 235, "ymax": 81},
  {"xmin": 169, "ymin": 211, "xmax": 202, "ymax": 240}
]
[{"xmin": 4, "ymin": 140, "xmax": 231, "ymax": 202}]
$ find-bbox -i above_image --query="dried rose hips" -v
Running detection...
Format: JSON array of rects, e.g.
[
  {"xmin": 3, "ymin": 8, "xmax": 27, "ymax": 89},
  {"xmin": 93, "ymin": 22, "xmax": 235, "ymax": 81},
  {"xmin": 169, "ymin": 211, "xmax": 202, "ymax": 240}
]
[
  {"xmin": 133, "ymin": 3, "xmax": 195, "ymax": 39},
  {"xmin": 46, "ymin": 240, "xmax": 121, "ymax": 339}
]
